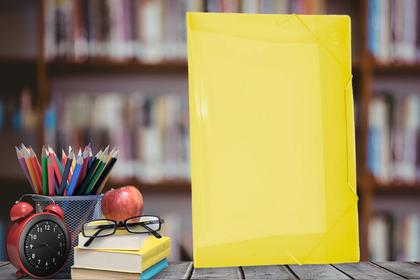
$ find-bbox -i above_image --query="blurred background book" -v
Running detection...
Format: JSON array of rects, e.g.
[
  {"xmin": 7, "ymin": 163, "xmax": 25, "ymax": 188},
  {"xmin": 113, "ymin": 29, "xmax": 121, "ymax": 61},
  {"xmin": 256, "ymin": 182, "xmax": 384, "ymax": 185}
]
[{"xmin": 0, "ymin": 0, "xmax": 419, "ymax": 262}]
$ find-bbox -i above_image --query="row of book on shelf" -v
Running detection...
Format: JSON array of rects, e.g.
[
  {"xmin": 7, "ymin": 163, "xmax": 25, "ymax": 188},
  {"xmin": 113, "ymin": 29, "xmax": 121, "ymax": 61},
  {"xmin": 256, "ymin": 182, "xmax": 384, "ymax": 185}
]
[
  {"xmin": 369, "ymin": 212, "xmax": 420, "ymax": 261},
  {"xmin": 45, "ymin": 92, "xmax": 190, "ymax": 183},
  {"xmin": 44, "ymin": 0, "xmax": 326, "ymax": 62},
  {"xmin": 368, "ymin": 0, "xmax": 420, "ymax": 63},
  {"xmin": 0, "ymin": 88, "xmax": 37, "ymax": 134},
  {"xmin": 368, "ymin": 92, "xmax": 420, "ymax": 183}
]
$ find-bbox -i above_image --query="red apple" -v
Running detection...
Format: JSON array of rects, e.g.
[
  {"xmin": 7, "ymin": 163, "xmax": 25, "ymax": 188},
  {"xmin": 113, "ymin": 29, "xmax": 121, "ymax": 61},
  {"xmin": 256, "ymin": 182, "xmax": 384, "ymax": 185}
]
[{"xmin": 101, "ymin": 186, "xmax": 143, "ymax": 222}]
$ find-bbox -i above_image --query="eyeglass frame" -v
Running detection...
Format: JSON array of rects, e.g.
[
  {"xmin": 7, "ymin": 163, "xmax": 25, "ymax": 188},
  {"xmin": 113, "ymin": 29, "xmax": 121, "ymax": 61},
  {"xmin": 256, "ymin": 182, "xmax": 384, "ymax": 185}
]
[{"xmin": 82, "ymin": 215, "xmax": 165, "ymax": 247}]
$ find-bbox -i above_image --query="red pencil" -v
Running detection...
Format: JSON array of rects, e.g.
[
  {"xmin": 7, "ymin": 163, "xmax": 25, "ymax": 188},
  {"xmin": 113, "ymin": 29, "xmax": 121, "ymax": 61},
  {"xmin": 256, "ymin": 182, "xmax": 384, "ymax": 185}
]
[
  {"xmin": 47, "ymin": 157, "xmax": 55, "ymax": 196},
  {"xmin": 49, "ymin": 148, "xmax": 63, "ymax": 185}
]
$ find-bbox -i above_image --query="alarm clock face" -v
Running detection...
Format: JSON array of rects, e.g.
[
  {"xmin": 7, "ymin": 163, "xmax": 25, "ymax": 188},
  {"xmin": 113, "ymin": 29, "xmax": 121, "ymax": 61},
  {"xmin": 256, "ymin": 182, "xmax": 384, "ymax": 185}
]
[{"xmin": 18, "ymin": 214, "xmax": 70, "ymax": 277}]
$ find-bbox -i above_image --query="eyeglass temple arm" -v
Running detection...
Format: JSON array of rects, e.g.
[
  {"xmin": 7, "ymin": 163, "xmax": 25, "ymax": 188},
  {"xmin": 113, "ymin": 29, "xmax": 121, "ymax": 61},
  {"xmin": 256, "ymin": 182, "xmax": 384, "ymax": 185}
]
[
  {"xmin": 141, "ymin": 223, "xmax": 162, "ymax": 239},
  {"xmin": 83, "ymin": 224, "xmax": 114, "ymax": 247}
]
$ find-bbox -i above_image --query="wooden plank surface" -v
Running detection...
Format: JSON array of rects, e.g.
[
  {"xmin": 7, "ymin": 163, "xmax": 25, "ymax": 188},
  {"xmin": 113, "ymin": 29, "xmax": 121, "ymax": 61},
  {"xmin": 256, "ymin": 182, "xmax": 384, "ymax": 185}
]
[
  {"xmin": 242, "ymin": 265, "xmax": 297, "ymax": 279},
  {"xmin": 334, "ymin": 262, "xmax": 404, "ymax": 279},
  {"xmin": 0, "ymin": 263, "xmax": 17, "ymax": 280},
  {"xmin": 191, "ymin": 266, "xmax": 243, "ymax": 279},
  {"xmin": 155, "ymin": 262, "xmax": 193, "ymax": 279},
  {"xmin": 1, "ymin": 261, "xmax": 420, "ymax": 279},
  {"xmin": 375, "ymin": 262, "xmax": 420, "ymax": 279},
  {"xmin": 289, "ymin": 264, "xmax": 350, "ymax": 280}
]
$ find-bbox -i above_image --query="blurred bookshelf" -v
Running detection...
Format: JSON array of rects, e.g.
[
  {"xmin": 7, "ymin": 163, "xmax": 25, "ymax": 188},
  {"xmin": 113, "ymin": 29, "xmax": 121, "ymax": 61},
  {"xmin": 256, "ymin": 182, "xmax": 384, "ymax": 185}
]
[
  {"xmin": 47, "ymin": 59, "xmax": 188, "ymax": 75},
  {"xmin": 0, "ymin": 0, "xmax": 419, "ymax": 262}
]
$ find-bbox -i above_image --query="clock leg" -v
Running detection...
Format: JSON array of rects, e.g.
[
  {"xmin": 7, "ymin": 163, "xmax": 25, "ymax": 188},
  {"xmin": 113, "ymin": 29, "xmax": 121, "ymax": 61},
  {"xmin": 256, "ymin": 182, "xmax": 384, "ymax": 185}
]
[{"xmin": 15, "ymin": 269, "xmax": 27, "ymax": 279}]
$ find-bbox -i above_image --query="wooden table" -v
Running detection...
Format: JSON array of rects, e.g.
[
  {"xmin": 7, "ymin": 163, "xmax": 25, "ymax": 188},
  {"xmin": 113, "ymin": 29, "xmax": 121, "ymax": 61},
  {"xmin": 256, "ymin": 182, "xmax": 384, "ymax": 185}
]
[{"xmin": 1, "ymin": 261, "xmax": 420, "ymax": 279}]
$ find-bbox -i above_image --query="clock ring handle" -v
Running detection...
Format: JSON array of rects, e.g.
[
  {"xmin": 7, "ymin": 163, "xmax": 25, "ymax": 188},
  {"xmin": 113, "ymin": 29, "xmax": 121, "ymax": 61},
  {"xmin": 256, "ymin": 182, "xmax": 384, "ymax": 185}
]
[{"xmin": 18, "ymin": 194, "xmax": 56, "ymax": 207}]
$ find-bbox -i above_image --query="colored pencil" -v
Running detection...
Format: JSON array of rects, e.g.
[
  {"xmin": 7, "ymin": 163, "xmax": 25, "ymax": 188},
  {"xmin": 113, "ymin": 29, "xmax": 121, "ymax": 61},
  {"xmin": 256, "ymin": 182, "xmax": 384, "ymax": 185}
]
[
  {"xmin": 85, "ymin": 158, "xmax": 107, "ymax": 194},
  {"xmin": 87, "ymin": 146, "xmax": 93, "ymax": 168},
  {"xmin": 67, "ymin": 150, "xmax": 76, "ymax": 183},
  {"xmin": 62, "ymin": 149, "xmax": 67, "ymax": 166},
  {"xmin": 71, "ymin": 149, "xmax": 78, "ymax": 171},
  {"xmin": 16, "ymin": 144, "xmax": 118, "ymax": 196},
  {"xmin": 67, "ymin": 155, "xmax": 83, "ymax": 196},
  {"xmin": 78, "ymin": 149, "xmax": 89, "ymax": 187},
  {"xmin": 47, "ymin": 157, "xmax": 55, "ymax": 196},
  {"xmin": 48, "ymin": 147, "xmax": 63, "ymax": 184},
  {"xmin": 15, "ymin": 147, "xmax": 36, "ymax": 193},
  {"xmin": 54, "ymin": 172, "xmax": 60, "ymax": 195},
  {"xmin": 59, "ymin": 152, "xmax": 73, "ymax": 195},
  {"xmin": 76, "ymin": 150, "xmax": 102, "ymax": 195},
  {"xmin": 41, "ymin": 147, "xmax": 48, "ymax": 195},
  {"xmin": 29, "ymin": 148, "xmax": 43, "ymax": 195},
  {"xmin": 24, "ymin": 149, "xmax": 41, "ymax": 194},
  {"xmin": 93, "ymin": 149, "xmax": 119, "ymax": 194}
]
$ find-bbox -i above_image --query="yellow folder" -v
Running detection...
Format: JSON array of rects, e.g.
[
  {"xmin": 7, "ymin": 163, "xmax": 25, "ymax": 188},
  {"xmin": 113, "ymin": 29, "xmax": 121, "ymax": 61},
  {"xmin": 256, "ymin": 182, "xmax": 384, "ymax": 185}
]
[{"xmin": 187, "ymin": 12, "xmax": 359, "ymax": 267}]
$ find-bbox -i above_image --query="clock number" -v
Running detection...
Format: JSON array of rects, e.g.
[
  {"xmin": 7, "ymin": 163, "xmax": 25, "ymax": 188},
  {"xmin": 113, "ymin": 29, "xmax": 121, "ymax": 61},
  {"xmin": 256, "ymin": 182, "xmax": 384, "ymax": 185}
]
[
  {"xmin": 31, "ymin": 253, "xmax": 35, "ymax": 259},
  {"xmin": 44, "ymin": 224, "xmax": 50, "ymax": 231}
]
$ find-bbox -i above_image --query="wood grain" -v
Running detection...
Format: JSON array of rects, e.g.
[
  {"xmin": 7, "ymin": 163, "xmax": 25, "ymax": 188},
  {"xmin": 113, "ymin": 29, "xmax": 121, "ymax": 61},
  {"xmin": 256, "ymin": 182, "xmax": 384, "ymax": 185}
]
[
  {"xmin": 1, "ymin": 261, "xmax": 420, "ymax": 279},
  {"xmin": 191, "ymin": 266, "xmax": 243, "ymax": 279},
  {"xmin": 374, "ymin": 262, "xmax": 420, "ymax": 279},
  {"xmin": 334, "ymin": 262, "xmax": 404, "ymax": 279},
  {"xmin": 288, "ymin": 264, "xmax": 350, "ymax": 280},
  {"xmin": 242, "ymin": 265, "xmax": 297, "ymax": 279},
  {"xmin": 0, "ymin": 263, "xmax": 17, "ymax": 280},
  {"xmin": 155, "ymin": 262, "xmax": 193, "ymax": 279}
]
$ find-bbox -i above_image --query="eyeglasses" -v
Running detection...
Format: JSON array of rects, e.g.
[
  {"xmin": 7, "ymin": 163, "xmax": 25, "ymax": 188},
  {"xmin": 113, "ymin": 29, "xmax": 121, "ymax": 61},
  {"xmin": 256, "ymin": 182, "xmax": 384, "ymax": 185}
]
[{"xmin": 82, "ymin": 215, "xmax": 164, "ymax": 247}]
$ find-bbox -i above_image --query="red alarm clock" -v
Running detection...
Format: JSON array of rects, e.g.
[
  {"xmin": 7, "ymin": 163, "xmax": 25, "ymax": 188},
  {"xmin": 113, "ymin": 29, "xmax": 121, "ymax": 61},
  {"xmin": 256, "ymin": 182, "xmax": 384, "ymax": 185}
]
[{"xmin": 6, "ymin": 194, "xmax": 71, "ymax": 279}]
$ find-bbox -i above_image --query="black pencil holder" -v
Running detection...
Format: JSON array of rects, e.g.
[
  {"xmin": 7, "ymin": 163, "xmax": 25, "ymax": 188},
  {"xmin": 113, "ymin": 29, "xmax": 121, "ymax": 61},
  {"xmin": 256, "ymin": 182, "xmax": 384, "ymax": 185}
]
[{"xmin": 32, "ymin": 195, "xmax": 103, "ymax": 273}]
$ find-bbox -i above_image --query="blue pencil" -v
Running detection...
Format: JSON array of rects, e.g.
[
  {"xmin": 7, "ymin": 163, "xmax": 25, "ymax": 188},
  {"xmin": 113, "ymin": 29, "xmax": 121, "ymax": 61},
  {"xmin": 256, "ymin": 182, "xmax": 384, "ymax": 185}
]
[
  {"xmin": 54, "ymin": 174, "xmax": 59, "ymax": 195},
  {"xmin": 67, "ymin": 155, "xmax": 83, "ymax": 196}
]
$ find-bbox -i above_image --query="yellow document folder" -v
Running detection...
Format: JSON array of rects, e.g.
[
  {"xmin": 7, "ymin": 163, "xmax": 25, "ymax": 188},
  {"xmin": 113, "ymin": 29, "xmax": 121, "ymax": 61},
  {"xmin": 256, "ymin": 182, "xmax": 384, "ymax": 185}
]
[{"xmin": 187, "ymin": 13, "xmax": 359, "ymax": 267}]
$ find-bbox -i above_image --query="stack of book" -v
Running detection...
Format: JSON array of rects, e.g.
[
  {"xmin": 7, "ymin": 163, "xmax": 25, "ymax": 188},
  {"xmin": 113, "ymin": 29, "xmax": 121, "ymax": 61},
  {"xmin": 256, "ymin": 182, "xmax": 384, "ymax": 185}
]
[{"xmin": 71, "ymin": 231, "xmax": 170, "ymax": 279}]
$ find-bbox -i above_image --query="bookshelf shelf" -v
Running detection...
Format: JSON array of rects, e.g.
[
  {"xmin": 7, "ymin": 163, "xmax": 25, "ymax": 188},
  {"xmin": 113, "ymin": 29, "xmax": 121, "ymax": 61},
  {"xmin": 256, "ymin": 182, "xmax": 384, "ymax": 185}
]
[
  {"xmin": 373, "ymin": 61, "xmax": 420, "ymax": 74},
  {"xmin": 47, "ymin": 59, "xmax": 188, "ymax": 75},
  {"xmin": 108, "ymin": 178, "xmax": 191, "ymax": 194},
  {"xmin": 0, "ymin": 57, "xmax": 36, "ymax": 68},
  {"xmin": 0, "ymin": 176, "xmax": 191, "ymax": 194},
  {"xmin": 373, "ymin": 182, "xmax": 420, "ymax": 195}
]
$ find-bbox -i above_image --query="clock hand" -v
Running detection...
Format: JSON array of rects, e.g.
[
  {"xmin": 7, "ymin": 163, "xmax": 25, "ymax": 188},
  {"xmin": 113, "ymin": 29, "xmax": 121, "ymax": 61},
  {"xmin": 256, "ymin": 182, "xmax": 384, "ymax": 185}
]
[
  {"xmin": 29, "ymin": 244, "xmax": 48, "ymax": 249},
  {"xmin": 30, "ymin": 244, "xmax": 57, "ymax": 253}
]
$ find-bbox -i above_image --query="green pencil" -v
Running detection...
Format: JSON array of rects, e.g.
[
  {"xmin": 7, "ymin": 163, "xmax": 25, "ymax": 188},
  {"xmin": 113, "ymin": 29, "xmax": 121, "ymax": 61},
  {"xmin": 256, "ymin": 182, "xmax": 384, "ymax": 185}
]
[
  {"xmin": 85, "ymin": 159, "xmax": 107, "ymax": 195},
  {"xmin": 41, "ymin": 146, "xmax": 48, "ymax": 195}
]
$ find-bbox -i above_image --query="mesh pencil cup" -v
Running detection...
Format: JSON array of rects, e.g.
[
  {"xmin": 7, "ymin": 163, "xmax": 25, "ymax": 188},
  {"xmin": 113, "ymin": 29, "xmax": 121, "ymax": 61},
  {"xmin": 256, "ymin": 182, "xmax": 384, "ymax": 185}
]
[{"xmin": 32, "ymin": 195, "xmax": 103, "ymax": 273}]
